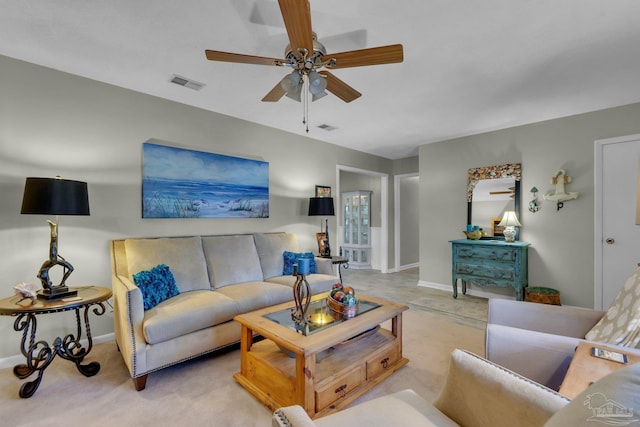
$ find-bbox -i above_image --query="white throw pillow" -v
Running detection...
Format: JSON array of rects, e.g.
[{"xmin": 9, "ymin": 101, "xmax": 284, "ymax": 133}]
[{"xmin": 585, "ymin": 267, "xmax": 640, "ymax": 348}]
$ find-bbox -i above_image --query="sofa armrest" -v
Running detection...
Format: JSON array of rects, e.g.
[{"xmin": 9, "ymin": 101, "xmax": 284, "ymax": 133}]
[
  {"xmin": 272, "ymin": 406, "xmax": 317, "ymax": 427},
  {"xmin": 434, "ymin": 349, "xmax": 570, "ymax": 427},
  {"xmin": 488, "ymin": 299, "xmax": 605, "ymax": 338},
  {"xmin": 314, "ymin": 257, "xmax": 335, "ymax": 276},
  {"xmin": 111, "ymin": 273, "xmax": 147, "ymax": 377}
]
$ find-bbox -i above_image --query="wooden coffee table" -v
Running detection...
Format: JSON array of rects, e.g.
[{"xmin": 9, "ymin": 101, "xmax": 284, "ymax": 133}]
[
  {"xmin": 559, "ymin": 341, "xmax": 640, "ymax": 398},
  {"xmin": 233, "ymin": 292, "xmax": 409, "ymax": 419}
]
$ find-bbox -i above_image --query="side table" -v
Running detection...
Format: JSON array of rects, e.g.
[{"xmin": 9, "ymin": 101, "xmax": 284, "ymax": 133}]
[
  {"xmin": 328, "ymin": 256, "xmax": 349, "ymax": 283},
  {"xmin": 0, "ymin": 286, "xmax": 112, "ymax": 398},
  {"xmin": 558, "ymin": 341, "xmax": 640, "ymax": 398}
]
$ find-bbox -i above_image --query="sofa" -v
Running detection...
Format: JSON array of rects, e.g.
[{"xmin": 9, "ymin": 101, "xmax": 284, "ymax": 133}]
[
  {"xmin": 486, "ymin": 266, "xmax": 640, "ymax": 390},
  {"xmin": 272, "ymin": 349, "xmax": 572, "ymax": 427},
  {"xmin": 110, "ymin": 232, "xmax": 339, "ymax": 391},
  {"xmin": 273, "ymin": 348, "xmax": 640, "ymax": 427}
]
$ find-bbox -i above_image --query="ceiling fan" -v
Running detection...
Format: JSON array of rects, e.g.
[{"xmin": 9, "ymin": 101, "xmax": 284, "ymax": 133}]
[{"xmin": 204, "ymin": 0, "xmax": 403, "ymax": 129}]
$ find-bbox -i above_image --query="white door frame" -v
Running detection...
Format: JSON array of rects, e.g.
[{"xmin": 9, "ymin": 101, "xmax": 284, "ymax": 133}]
[
  {"xmin": 594, "ymin": 133, "xmax": 640, "ymax": 309},
  {"xmin": 336, "ymin": 165, "xmax": 389, "ymax": 273},
  {"xmin": 394, "ymin": 172, "xmax": 419, "ymax": 272}
]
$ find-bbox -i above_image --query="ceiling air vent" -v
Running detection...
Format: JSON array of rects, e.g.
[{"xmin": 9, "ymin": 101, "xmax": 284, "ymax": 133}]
[
  {"xmin": 169, "ymin": 74, "xmax": 206, "ymax": 91},
  {"xmin": 317, "ymin": 124, "xmax": 337, "ymax": 131}
]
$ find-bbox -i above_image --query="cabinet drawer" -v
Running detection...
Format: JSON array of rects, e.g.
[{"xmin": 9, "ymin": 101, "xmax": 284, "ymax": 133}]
[
  {"xmin": 456, "ymin": 246, "xmax": 516, "ymax": 262},
  {"xmin": 315, "ymin": 365, "xmax": 365, "ymax": 411},
  {"xmin": 455, "ymin": 263, "xmax": 515, "ymax": 281},
  {"xmin": 366, "ymin": 345, "xmax": 400, "ymax": 379}
]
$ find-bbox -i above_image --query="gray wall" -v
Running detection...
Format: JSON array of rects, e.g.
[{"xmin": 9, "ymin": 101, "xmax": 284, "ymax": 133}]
[
  {"xmin": 0, "ymin": 55, "xmax": 397, "ymax": 359},
  {"xmin": 399, "ymin": 175, "xmax": 419, "ymax": 266},
  {"xmin": 419, "ymin": 102, "xmax": 640, "ymax": 308}
]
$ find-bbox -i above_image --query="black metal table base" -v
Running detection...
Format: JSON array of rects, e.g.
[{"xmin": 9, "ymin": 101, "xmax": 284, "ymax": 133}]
[{"xmin": 12, "ymin": 303, "xmax": 106, "ymax": 398}]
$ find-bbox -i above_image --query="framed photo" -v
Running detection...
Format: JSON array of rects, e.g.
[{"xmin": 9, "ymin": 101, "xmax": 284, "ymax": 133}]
[
  {"xmin": 316, "ymin": 232, "xmax": 327, "ymax": 256},
  {"xmin": 491, "ymin": 217, "xmax": 505, "ymax": 237},
  {"xmin": 315, "ymin": 185, "xmax": 331, "ymax": 198}
]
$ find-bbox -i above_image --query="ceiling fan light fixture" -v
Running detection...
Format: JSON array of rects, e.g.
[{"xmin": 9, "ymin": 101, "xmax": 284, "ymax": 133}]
[
  {"xmin": 281, "ymin": 70, "xmax": 303, "ymax": 102},
  {"xmin": 312, "ymin": 90, "xmax": 328, "ymax": 102},
  {"xmin": 308, "ymin": 70, "xmax": 327, "ymax": 95}
]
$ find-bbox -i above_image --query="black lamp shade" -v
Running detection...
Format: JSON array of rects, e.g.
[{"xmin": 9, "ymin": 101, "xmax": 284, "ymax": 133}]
[
  {"xmin": 21, "ymin": 177, "xmax": 90, "ymax": 216},
  {"xmin": 308, "ymin": 197, "xmax": 335, "ymax": 216}
]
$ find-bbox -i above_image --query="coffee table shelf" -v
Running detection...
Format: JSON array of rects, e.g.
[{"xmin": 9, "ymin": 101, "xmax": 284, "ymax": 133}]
[{"xmin": 233, "ymin": 293, "xmax": 408, "ymax": 418}]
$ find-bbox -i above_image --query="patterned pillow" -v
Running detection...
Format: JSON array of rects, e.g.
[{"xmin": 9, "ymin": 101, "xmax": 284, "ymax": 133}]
[
  {"xmin": 132, "ymin": 264, "xmax": 180, "ymax": 310},
  {"xmin": 585, "ymin": 267, "xmax": 640, "ymax": 347},
  {"xmin": 282, "ymin": 251, "xmax": 317, "ymax": 275}
]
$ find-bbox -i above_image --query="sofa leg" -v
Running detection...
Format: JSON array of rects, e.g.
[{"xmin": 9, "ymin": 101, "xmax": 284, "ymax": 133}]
[{"xmin": 133, "ymin": 375, "xmax": 148, "ymax": 391}]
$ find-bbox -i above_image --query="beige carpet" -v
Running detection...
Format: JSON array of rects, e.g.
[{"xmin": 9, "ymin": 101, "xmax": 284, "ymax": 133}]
[
  {"xmin": 0, "ymin": 309, "xmax": 484, "ymax": 427},
  {"xmin": 410, "ymin": 293, "xmax": 488, "ymax": 324}
]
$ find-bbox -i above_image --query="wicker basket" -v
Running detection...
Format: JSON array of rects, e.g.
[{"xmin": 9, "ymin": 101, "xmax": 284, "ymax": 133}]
[
  {"xmin": 525, "ymin": 287, "xmax": 561, "ymax": 305},
  {"xmin": 327, "ymin": 296, "xmax": 358, "ymax": 319}
]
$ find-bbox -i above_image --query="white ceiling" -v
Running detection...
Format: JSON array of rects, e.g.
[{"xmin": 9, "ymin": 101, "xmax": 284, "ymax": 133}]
[{"xmin": 2, "ymin": 1, "xmax": 640, "ymax": 160}]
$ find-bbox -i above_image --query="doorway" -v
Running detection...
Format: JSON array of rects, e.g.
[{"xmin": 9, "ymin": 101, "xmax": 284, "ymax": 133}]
[
  {"xmin": 595, "ymin": 133, "xmax": 640, "ymax": 309},
  {"xmin": 336, "ymin": 165, "xmax": 389, "ymax": 273},
  {"xmin": 394, "ymin": 173, "xmax": 419, "ymax": 272}
]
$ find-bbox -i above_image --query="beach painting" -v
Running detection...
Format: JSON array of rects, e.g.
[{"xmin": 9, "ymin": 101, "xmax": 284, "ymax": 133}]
[{"xmin": 142, "ymin": 142, "xmax": 269, "ymax": 218}]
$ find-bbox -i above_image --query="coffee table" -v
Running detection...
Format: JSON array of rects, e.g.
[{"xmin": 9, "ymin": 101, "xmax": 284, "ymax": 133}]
[{"xmin": 233, "ymin": 292, "xmax": 409, "ymax": 419}]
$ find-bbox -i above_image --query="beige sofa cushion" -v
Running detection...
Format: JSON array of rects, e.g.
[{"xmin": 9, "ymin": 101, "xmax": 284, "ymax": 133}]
[
  {"xmin": 254, "ymin": 233, "xmax": 299, "ymax": 279},
  {"xmin": 124, "ymin": 236, "xmax": 210, "ymax": 293},
  {"xmin": 314, "ymin": 389, "xmax": 456, "ymax": 427},
  {"xmin": 142, "ymin": 290, "xmax": 239, "ymax": 345},
  {"xmin": 266, "ymin": 274, "xmax": 337, "ymax": 295},
  {"xmin": 216, "ymin": 282, "xmax": 293, "ymax": 313},
  {"xmin": 202, "ymin": 235, "xmax": 264, "ymax": 288}
]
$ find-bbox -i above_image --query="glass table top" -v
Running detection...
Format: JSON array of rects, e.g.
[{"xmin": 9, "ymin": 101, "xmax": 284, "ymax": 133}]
[{"xmin": 264, "ymin": 297, "xmax": 381, "ymax": 336}]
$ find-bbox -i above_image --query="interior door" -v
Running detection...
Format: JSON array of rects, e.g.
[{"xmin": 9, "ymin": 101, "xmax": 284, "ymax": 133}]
[{"xmin": 596, "ymin": 134, "xmax": 640, "ymax": 309}]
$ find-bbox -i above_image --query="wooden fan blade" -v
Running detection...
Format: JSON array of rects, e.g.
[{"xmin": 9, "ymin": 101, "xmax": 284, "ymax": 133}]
[
  {"xmin": 325, "ymin": 44, "xmax": 404, "ymax": 69},
  {"xmin": 262, "ymin": 80, "xmax": 286, "ymax": 102},
  {"xmin": 319, "ymin": 71, "xmax": 361, "ymax": 103},
  {"xmin": 278, "ymin": 0, "xmax": 313, "ymax": 58},
  {"xmin": 205, "ymin": 50, "xmax": 284, "ymax": 66}
]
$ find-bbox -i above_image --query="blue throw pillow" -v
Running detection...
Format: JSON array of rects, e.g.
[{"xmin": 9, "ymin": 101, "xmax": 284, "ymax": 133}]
[
  {"xmin": 283, "ymin": 251, "xmax": 317, "ymax": 275},
  {"xmin": 132, "ymin": 264, "xmax": 180, "ymax": 310}
]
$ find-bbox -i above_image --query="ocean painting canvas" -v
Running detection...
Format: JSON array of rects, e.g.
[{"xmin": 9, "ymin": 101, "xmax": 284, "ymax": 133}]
[{"xmin": 142, "ymin": 142, "xmax": 269, "ymax": 218}]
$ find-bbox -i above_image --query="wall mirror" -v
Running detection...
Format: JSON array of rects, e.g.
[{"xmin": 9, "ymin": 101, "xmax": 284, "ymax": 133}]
[{"xmin": 467, "ymin": 163, "xmax": 521, "ymax": 239}]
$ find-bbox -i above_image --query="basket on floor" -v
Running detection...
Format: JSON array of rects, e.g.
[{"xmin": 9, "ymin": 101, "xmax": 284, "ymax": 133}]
[{"xmin": 525, "ymin": 287, "xmax": 561, "ymax": 305}]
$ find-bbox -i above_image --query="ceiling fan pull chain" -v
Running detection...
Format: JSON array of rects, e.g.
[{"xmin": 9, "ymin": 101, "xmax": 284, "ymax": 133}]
[{"xmin": 304, "ymin": 76, "xmax": 309, "ymax": 133}]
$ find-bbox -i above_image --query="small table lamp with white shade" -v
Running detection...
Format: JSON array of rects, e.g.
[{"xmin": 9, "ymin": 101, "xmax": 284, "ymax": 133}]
[{"xmin": 498, "ymin": 211, "xmax": 521, "ymax": 242}]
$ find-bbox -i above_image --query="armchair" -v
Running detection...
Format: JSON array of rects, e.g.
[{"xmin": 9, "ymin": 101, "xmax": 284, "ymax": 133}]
[
  {"xmin": 486, "ymin": 291, "xmax": 640, "ymax": 390},
  {"xmin": 273, "ymin": 349, "xmax": 570, "ymax": 427}
]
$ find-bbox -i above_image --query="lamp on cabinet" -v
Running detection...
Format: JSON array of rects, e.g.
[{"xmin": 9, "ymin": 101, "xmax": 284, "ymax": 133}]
[
  {"xmin": 498, "ymin": 211, "xmax": 521, "ymax": 243},
  {"xmin": 308, "ymin": 197, "xmax": 335, "ymax": 257}
]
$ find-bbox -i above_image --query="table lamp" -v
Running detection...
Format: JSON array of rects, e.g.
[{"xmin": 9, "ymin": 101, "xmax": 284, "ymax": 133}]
[
  {"xmin": 21, "ymin": 177, "xmax": 90, "ymax": 299},
  {"xmin": 498, "ymin": 211, "xmax": 521, "ymax": 243},
  {"xmin": 308, "ymin": 197, "xmax": 335, "ymax": 257}
]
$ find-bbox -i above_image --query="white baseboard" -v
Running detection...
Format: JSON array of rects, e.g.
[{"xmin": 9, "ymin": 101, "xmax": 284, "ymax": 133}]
[
  {"xmin": 0, "ymin": 332, "xmax": 115, "ymax": 370},
  {"xmin": 418, "ymin": 280, "xmax": 515, "ymax": 300},
  {"xmin": 387, "ymin": 262, "xmax": 418, "ymax": 274},
  {"xmin": 399, "ymin": 262, "xmax": 419, "ymax": 271}
]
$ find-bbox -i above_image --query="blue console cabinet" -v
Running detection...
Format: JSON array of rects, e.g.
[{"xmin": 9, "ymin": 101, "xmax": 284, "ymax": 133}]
[{"xmin": 450, "ymin": 239, "xmax": 529, "ymax": 300}]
